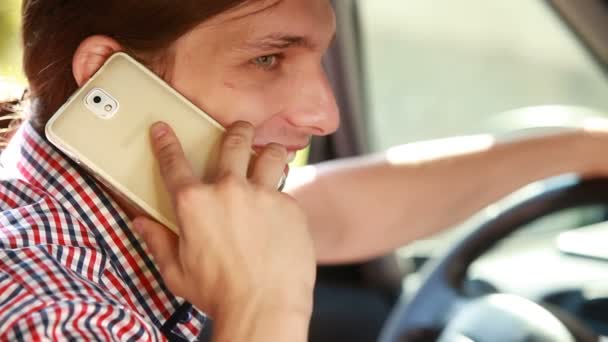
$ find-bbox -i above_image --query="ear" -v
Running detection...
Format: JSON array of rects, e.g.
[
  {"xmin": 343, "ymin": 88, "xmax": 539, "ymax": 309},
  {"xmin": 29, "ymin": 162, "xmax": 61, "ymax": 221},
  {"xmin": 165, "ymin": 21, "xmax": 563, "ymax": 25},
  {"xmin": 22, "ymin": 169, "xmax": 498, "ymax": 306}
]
[{"xmin": 72, "ymin": 35, "xmax": 123, "ymax": 87}]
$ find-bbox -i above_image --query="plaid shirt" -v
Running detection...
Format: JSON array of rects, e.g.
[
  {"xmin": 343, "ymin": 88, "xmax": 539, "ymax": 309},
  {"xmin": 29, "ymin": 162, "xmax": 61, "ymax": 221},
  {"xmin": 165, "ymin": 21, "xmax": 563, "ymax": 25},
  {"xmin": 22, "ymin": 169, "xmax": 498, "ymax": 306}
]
[{"xmin": 0, "ymin": 122, "xmax": 208, "ymax": 340}]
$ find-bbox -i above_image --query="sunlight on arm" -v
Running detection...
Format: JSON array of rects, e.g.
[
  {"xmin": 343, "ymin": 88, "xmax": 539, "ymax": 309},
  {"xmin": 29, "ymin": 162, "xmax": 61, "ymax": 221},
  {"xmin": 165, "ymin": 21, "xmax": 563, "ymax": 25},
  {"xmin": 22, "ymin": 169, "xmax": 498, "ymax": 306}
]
[
  {"xmin": 284, "ymin": 165, "xmax": 318, "ymax": 192},
  {"xmin": 384, "ymin": 135, "xmax": 496, "ymax": 165}
]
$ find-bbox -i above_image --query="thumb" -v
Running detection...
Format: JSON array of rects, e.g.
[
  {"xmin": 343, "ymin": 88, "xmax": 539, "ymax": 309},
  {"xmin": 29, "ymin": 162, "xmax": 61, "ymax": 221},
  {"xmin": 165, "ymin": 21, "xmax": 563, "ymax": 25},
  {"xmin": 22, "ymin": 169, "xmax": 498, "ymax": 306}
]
[{"xmin": 133, "ymin": 217, "xmax": 184, "ymax": 292}]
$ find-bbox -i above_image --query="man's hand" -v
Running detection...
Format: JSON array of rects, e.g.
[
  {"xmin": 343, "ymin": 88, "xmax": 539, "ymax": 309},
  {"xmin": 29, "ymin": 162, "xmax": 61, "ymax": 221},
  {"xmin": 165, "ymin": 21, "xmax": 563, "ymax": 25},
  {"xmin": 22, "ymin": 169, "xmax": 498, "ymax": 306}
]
[{"xmin": 134, "ymin": 121, "xmax": 315, "ymax": 341}]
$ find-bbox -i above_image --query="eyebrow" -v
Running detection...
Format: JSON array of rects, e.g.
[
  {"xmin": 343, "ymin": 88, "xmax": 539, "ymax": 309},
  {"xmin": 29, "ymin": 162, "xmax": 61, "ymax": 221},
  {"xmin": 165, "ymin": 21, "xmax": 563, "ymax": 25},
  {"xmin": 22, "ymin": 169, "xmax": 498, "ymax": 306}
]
[
  {"xmin": 244, "ymin": 34, "xmax": 314, "ymax": 51},
  {"xmin": 243, "ymin": 31, "xmax": 337, "ymax": 53}
]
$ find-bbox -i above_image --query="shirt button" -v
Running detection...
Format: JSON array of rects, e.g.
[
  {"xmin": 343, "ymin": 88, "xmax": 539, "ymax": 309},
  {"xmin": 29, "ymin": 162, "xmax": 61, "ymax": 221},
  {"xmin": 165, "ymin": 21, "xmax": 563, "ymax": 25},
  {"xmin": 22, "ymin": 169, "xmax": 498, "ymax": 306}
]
[{"xmin": 179, "ymin": 310, "xmax": 193, "ymax": 324}]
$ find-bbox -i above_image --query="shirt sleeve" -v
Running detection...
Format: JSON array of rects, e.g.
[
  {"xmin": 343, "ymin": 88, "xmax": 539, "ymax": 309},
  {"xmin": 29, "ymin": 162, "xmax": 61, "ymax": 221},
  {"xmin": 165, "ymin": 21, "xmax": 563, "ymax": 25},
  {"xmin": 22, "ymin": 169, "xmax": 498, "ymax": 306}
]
[
  {"xmin": 0, "ymin": 299, "xmax": 166, "ymax": 341},
  {"xmin": 0, "ymin": 246, "xmax": 166, "ymax": 341}
]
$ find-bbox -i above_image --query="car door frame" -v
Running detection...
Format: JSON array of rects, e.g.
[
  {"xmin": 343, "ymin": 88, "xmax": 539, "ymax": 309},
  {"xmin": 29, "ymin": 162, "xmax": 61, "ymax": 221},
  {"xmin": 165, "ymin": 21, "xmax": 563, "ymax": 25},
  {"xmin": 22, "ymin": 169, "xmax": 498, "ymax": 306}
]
[
  {"xmin": 547, "ymin": 0, "xmax": 608, "ymax": 73},
  {"xmin": 312, "ymin": 0, "xmax": 406, "ymax": 298}
]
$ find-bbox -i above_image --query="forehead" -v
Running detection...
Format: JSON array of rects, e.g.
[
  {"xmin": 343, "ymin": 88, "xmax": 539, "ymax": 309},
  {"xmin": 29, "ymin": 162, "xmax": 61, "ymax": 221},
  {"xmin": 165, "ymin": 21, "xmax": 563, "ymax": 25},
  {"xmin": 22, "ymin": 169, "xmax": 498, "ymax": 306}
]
[
  {"xmin": 196, "ymin": 0, "xmax": 336, "ymax": 47},
  {"xmin": 227, "ymin": 0, "xmax": 334, "ymax": 21}
]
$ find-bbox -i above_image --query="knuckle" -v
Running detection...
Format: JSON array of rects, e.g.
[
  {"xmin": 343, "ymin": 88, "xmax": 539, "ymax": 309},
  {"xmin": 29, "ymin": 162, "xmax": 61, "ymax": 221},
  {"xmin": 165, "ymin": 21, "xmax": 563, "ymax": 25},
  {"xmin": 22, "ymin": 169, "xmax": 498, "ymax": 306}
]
[
  {"xmin": 218, "ymin": 173, "xmax": 244, "ymax": 190},
  {"xmin": 223, "ymin": 133, "xmax": 249, "ymax": 149},
  {"xmin": 223, "ymin": 122, "xmax": 254, "ymax": 149},
  {"xmin": 263, "ymin": 143, "xmax": 287, "ymax": 160},
  {"xmin": 154, "ymin": 138, "xmax": 186, "ymax": 175},
  {"xmin": 159, "ymin": 152, "xmax": 181, "ymax": 174},
  {"xmin": 154, "ymin": 130, "xmax": 176, "ymax": 152},
  {"xmin": 174, "ymin": 184, "xmax": 203, "ymax": 207},
  {"xmin": 217, "ymin": 174, "xmax": 249, "ymax": 199},
  {"xmin": 156, "ymin": 139, "xmax": 178, "ymax": 162}
]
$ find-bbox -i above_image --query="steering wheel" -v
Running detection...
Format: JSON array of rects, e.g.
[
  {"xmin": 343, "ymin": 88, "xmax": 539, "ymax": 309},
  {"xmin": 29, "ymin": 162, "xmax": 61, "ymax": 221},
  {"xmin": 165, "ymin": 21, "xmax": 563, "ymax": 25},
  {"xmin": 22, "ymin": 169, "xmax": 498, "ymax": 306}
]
[{"xmin": 379, "ymin": 177, "xmax": 608, "ymax": 342}]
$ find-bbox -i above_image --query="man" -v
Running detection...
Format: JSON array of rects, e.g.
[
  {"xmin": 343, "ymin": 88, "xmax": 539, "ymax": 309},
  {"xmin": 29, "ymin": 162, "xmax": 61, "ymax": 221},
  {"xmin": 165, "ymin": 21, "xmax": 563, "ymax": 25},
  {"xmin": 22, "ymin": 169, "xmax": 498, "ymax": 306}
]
[
  {"xmin": 1, "ymin": 0, "xmax": 334, "ymax": 341},
  {"xmin": 3, "ymin": 0, "xmax": 608, "ymax": 341}
]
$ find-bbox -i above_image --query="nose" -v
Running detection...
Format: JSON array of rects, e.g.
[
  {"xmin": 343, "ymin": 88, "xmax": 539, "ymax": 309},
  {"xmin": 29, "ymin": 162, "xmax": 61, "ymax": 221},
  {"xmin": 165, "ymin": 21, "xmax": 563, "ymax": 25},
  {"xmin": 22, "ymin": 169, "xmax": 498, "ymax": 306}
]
[{"xmin": 282, "ymin": 66, "xmax": 340, "ymax": 136}]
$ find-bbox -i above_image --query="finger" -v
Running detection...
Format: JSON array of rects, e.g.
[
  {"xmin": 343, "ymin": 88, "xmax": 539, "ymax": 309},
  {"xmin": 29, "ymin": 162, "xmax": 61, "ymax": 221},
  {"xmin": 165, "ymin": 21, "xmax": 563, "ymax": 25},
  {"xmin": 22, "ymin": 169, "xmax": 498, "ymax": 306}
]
[
  {"xmin": 249, "ymin": 143, "xmax": 288, "ymax": 189},
  {"xmin": 216, "ymin": 121, "xmax": 255, "ymax": 179},
  {"xmin": 150, "ymin": 122, "xmax": 197, "ymax": 196},
  {"xmin": 133, "ymin": 217, "xmax": 185, "ymax": 294}
]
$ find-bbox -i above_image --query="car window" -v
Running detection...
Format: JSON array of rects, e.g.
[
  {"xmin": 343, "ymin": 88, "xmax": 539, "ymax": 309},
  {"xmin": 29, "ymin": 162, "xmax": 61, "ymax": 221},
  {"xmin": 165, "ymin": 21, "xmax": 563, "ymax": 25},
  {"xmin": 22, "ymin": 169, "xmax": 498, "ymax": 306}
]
[
  {"xmin": 359, "ymin": 0, "xmax": 608, "ymax": 151},
  {"xmin": 0, "ymin": 0, "xmax": 22, "ymax": 82},
  {"xmin": 359, "ymin": 1, "xmax": 608, "ymax": 252}
]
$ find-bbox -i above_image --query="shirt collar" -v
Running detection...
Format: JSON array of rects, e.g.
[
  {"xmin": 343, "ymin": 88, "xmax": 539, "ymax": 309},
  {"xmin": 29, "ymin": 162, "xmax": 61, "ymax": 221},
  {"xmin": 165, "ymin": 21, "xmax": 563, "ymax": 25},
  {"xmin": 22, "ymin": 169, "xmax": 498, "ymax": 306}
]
[{"xmin": 1, "ymin": 121, "xmax": 206, "ymax": 339}]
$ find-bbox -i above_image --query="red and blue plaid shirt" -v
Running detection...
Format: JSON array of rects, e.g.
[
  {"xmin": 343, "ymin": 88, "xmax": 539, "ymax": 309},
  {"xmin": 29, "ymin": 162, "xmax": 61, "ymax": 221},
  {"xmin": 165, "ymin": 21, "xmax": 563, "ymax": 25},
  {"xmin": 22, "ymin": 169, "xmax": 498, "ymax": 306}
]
[{"xmin": 0, "ymin": 122, "xmax": 208, "ymax": 340}]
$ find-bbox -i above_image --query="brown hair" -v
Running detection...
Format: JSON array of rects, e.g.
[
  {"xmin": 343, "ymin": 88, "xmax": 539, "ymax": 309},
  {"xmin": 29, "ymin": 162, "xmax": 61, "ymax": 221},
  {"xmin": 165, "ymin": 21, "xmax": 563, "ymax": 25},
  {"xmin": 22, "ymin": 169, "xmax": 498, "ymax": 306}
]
[{"xmin": 2, "ymin": 0, "xmax": 255, "ymax": 136}]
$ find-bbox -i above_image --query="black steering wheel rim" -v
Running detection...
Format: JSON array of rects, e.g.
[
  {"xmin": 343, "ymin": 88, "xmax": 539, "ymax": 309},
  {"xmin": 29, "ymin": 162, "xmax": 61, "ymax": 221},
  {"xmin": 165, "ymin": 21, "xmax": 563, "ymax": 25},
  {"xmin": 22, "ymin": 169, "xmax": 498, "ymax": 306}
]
[{"xmin": 379, "ymin": 177, "xmax": 608, "ymax": 342}]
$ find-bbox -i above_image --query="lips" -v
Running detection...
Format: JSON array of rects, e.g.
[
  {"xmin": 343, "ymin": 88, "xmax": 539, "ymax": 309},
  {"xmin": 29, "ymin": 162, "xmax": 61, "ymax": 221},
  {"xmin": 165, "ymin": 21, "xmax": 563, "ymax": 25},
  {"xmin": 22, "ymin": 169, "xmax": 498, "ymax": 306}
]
[{"xmin": 253, "ymin": 144, "xmax": 308, "ymax": 163}]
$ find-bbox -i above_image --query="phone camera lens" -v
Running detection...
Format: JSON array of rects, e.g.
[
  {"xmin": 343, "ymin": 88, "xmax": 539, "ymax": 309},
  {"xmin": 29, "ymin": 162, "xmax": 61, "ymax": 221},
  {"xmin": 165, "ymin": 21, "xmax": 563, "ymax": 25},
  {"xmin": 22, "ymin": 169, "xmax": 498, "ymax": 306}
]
[{"xmin": 93, "ymin": 96, "xmax": 102, "ymax": 104}]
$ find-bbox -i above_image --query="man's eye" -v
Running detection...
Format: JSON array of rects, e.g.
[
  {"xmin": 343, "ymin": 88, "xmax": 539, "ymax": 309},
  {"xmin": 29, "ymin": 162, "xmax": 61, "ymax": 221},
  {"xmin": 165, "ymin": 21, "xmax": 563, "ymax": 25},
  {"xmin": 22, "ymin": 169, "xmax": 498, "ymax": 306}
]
[{"xmin": 252, "ymin": 55, "xmax": 280, "ymax": 69}]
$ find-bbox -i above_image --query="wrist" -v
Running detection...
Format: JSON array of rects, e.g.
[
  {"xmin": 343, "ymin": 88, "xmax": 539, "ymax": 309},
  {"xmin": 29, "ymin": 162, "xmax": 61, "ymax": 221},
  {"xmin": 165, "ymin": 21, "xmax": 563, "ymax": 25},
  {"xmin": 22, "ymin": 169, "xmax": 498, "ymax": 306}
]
[
  {"xmin": 222, "ymin": 285, "xmax": 313, "ymax": 321},
  {"xmin": 213, "ymin": 288, "xmax": 313, "ymax": 342},
  {"xmin": 527, "ymin": 127, "xmax": 592, "ymax": 176}
]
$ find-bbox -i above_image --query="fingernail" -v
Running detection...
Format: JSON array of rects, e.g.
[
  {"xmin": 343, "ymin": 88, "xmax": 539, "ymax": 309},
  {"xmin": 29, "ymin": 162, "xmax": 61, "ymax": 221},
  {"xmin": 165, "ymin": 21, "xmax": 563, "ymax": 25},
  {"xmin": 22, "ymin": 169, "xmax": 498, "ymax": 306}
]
[{"xmin": 151, "ymin": 122, "xmax": 168, "ymax": 139}]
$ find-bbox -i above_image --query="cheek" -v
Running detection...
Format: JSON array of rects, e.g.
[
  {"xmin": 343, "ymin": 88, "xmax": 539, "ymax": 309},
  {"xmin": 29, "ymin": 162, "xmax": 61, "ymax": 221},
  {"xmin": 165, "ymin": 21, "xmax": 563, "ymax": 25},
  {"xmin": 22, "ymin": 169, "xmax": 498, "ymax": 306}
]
[
  {"xmin": 210, "ymin": 81, "xmax": 285, "ymax": 127},
  {"xmin": 171, "ymin": 60, "xmax": 289, "ymax": 131},
  {"xmin": 211, "ymin": 82, "xmax": 293, "ymax": 145}
]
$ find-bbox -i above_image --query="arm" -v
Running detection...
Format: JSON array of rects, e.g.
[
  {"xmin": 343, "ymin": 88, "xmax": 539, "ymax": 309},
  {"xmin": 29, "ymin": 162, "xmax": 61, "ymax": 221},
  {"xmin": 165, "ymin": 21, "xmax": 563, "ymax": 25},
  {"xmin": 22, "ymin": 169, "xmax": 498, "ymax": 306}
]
[
  {"xmin": 287, "ymin": 128, "xmax": 603, "ymax": 264},
  {"xmin": 213, "ymin": 294, "xmax": 311, "ymax": 342}
]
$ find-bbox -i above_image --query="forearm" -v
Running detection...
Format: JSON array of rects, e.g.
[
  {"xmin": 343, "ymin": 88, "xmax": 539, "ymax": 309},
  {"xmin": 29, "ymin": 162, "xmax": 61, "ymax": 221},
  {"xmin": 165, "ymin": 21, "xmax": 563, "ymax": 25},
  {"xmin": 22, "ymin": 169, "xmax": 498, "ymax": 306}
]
[{"xmin": 289, "ymin": 129, "xmax": 591, "ymax": 264}]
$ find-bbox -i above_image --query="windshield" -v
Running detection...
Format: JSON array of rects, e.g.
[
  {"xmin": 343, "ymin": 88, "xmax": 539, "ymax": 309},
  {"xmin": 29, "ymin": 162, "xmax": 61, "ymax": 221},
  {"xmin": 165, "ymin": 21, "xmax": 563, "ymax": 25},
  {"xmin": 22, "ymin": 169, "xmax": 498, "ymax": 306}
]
[
  {"xmin": 357, "ymin": 0, "xmax": 608, "ymax": 262},
  {"xmin": 359, "ymin": 0, "xmax": 608, "ymax": 151}
]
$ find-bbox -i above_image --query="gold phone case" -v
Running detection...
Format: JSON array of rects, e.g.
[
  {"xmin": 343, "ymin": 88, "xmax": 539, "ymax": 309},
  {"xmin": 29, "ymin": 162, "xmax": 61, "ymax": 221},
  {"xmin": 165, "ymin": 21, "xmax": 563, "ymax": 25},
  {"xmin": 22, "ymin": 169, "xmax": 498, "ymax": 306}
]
[{"xmin": 45, "ymin": 52, "xmax": 225, "ymax": 233}]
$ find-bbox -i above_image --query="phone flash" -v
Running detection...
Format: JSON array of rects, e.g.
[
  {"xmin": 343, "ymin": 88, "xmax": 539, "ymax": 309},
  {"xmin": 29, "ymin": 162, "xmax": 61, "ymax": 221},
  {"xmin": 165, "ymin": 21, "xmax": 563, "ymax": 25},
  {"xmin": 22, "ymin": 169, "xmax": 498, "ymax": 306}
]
[{"xmin": 104, "ymin": 105, "xmax": 113, "ymax": 112}]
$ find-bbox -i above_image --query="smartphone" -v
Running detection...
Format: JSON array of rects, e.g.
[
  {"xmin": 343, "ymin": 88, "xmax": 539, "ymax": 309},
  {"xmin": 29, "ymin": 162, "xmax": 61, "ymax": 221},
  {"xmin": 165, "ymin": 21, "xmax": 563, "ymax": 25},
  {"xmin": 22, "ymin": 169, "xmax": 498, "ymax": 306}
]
[{"xmin": 45, "ymin": 52, "xmax": 225, "ymax": 234}]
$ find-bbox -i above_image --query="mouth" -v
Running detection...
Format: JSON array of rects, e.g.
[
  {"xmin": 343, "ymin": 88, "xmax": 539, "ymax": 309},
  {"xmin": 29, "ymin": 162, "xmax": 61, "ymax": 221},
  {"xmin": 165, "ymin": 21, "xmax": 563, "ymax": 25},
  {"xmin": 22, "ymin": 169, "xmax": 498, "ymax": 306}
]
[{"xmin": 253, "ymin": 145, "xmax": 308, "ymax": 163}]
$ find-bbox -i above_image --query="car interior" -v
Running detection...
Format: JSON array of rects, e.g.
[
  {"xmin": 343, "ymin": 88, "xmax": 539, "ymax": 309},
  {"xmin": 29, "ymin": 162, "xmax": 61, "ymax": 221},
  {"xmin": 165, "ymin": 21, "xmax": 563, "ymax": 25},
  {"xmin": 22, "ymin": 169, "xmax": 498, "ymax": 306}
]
[{"xmin": 2, "ymin": 0, "xmax": 608, "ymax": 341}]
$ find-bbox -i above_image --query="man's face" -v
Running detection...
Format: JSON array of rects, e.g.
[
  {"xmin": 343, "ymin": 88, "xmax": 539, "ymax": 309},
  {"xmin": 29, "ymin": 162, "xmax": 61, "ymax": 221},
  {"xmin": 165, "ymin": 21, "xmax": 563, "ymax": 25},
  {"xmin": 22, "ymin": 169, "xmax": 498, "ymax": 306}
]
[{"xmin": 169, "ymin": 0, "xmax": 340, "ymax": 161}]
